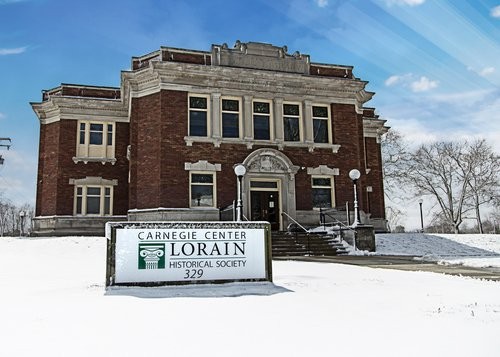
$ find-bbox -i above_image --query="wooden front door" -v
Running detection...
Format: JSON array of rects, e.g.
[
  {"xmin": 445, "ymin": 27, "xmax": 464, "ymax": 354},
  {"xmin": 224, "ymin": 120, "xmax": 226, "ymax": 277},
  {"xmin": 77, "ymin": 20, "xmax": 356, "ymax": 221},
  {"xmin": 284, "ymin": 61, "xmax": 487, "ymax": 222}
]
[{"xmin": 251, "ymin": 191, "xmax": 280, "ymax": 231}]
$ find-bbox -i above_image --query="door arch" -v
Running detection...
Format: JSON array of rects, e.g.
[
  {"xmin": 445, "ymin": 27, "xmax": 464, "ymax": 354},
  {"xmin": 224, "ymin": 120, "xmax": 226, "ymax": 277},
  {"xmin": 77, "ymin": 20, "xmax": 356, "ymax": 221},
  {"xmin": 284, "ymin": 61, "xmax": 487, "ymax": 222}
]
[{"xmin": 241, "ymin": 149, "xmax": 299, "ymax": 230}]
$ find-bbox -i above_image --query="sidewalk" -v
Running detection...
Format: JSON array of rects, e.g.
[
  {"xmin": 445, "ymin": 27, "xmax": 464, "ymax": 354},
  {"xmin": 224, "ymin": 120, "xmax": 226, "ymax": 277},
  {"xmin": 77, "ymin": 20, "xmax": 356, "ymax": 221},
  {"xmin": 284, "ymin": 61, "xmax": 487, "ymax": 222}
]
[{"xmin": 273, "ymin": 255, "xmax": 500, "ymax": 281}]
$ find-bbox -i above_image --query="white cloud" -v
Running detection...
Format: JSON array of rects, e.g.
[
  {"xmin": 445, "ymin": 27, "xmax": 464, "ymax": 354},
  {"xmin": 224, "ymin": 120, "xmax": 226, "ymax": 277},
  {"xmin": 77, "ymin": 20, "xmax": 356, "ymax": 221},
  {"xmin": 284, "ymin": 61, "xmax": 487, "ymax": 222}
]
[
  {"xmin": 491, "ymin": 5, "xmax": 500, "ymax": 18},
  {"xmin": 0, "ymin": 112, "xmax": 5, "ymax": 120},
  {"xmin": 468, "ymin": 66, "xmax": 496, "ymax": 77},
  {"xmin": 479, "ymin": 66, "xmax": 495, "ymax": 77},
  {"xmin": 382, "ymin": 88, "xmax": 500, "ymax": 152},
  {"xmin": 385, "ymin": 75, "xmax": 401, "ymax": 86},
  {"xmin": 316, "ymin": 0, "xmax": 328, "ymax": 8},
  {"xmin": 385, "ymin": 73, "xmax": 438, "ymax": 92},
  {"xmin": 386, "ymin": 0, "xmax": 425, "ymax": 7},
  {"xmin": 0, "ymin": 46, "xmax": 27, "ymax": 55},
  {"xmin": 410, "ymin": 76, "xmax": 438, "ymax": 92}
]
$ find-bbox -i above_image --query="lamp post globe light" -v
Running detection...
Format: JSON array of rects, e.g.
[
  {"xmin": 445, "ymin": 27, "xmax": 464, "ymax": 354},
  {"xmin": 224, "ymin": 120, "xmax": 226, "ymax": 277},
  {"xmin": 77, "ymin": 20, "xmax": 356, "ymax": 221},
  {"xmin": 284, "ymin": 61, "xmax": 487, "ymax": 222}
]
[
  {"xmin": 234, "ymin": 164, "xmax": 247, "ymax": 222},
  {"xmin": 418, "ymin": 198, "xmax": 424, "ymax": 233},
  {"xmin": 19, "ymin": 210, "xmax": 26, "ymax": 237},
  {"xmin": 348, "ymin": 169, "xmax": 361, "ymax": 227}
]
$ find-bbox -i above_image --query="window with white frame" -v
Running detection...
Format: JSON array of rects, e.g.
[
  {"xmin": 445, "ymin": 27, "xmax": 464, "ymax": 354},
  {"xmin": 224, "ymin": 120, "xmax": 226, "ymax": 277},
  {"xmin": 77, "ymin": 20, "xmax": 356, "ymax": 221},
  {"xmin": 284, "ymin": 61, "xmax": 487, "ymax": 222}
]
[
  {"xmin": 74, "ymin": 185, "xmax": 113, "ymax": 215},
  {"xmin": 283, "ymin": 103, "xmax": 301, "ymax": 142},
  {"xmin": 311, "ymin": 176, "xmax": 335, "ymax": 208},
  {"xmin": 76, "ymin": 121, "xmax": 115, "ymax": 159},
  {"xmin": 253, "ymin": 100, "xmax": 272, "ymax": 140},
  {"xmin": 221, "ymin": 98, "xmax": 241, "ymax": 138},
  {"xmin": 312, "ymin": 105, "xmax": 330, "ymax": 144},
  {"xmin": 188, "ymin": 95, "xmax": 209, "ymax": 137},
  {"xmin": 190, "ymin": 172, "xmax": 216, "ymax": 208}
]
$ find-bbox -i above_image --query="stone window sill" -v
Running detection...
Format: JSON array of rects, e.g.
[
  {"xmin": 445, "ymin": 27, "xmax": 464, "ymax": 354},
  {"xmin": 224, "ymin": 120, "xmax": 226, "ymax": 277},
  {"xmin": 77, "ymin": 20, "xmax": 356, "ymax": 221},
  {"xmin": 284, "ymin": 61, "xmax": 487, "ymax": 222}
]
[
  {"xmin": 72, "ymin": 157, "xmax": 117, "ymax": 165},
  {"xmin": 184, "ymin": 136, "xmax": 341, "ymax": 153}
]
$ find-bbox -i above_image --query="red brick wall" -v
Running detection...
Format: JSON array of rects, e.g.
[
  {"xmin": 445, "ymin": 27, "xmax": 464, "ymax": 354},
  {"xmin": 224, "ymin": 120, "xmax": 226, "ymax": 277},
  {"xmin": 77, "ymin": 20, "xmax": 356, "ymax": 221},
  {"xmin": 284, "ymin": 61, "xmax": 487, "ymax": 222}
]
[
  {"xmin": 365, "ymin": 137, "xmax": 386, "ymax": 219},
  {"xmin": 128, "ymin": 90, "xmax": 384, "ymax": 219},
  {"xmin": 36, "ymin": 121, "xmax": 59, "ymax": 216},
  {"xmin": 36, "ymin": 119, "xmax": 129, "ymax": 216},
  {"xmin": 309, "ymin": 65, "xmax": 352, "ymax": 79},
  {"xmin": 130, "ymin": 93, "xmax": 162, "ymax": 208},
  {"xmin": 330, "ymin": 103, "xmax": 366, "ymax": 211},
  {"xmin": 162, "ymin": 50, "xmax": 211, "ymax": 65}
]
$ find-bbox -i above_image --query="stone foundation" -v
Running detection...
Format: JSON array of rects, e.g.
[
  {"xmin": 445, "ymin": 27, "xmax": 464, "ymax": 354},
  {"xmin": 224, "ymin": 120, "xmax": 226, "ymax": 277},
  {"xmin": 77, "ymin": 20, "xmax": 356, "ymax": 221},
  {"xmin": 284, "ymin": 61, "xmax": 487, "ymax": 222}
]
[
  {"xmin": 127, "ymin": 208, "xmax": 220, "ymax": 222},
  {"xmin": 33, "ymin": 215, "xmax": 127, "ymax": 236}
]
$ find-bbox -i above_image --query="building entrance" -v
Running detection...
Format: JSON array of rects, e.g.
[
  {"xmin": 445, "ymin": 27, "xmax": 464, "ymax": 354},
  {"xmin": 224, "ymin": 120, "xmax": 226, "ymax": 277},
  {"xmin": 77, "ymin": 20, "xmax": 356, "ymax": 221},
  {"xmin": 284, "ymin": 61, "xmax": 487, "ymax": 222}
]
[
  {"xmin": 249, "ymin": 180, "xmax": 280, "ymax": 231},
  {"xmin": 251, "ymin": 191, "xmax": 280, "ymax": 231}
]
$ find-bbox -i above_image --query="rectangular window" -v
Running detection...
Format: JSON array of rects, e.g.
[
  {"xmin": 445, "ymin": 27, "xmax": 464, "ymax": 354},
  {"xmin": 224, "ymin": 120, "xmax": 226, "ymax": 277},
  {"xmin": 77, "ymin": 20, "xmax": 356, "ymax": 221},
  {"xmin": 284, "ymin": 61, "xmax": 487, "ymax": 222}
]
[
  {"xmin": 74, "ymin": 185, "xmax": 113, "ymax": 216},
  {"xmin": 86, "ymin": 187, "xmax": 101, "ymax": 214},
  {"xmin": 189, "ymin": 95, "xmax": 209, "ymax": 137},
  {"xmin": 190, "ymin": 173, "xmax": 215, "ymax": 207},
  {"xmin": 89, "ymin": 124, "xmax": 103, "ymax": 145},
  {"xmin": 79, "ymin": 123, "xmax": 86, "ymax": 145},
  {"xmin": 107, "ymin": 124, "xmax": 113, "ymax": 146},
  {"xmin": 253, "ymin": 101, "xmax": 271, "ymax": 140},
  {"xmin": 283, "ymin": 103, "xmax": 301, "ymax": 142},
  {"xmin": 312, "ymin": 177, "xmax": 334, "ymax": 208},
  {"xmin": 76, "ymin": 121, "xmax": 115, "ymax": 160},
  {"xmin": 250, "ymin": 181, "xmax": 278, "ymax": 189},
  {"xmin": 104, "ymin": 187, "xmax": 111, "ymax": 215},
  {"xmin": 312, "ymin": 105, "xmax": 330, "ymax": 143},
  {"xmin": 221, "ymin": 98, "xmax": 240, "ymax": 138},
  {"xmin": 76, "ymin": 187, "xmax": 83, "ymax": 214}
]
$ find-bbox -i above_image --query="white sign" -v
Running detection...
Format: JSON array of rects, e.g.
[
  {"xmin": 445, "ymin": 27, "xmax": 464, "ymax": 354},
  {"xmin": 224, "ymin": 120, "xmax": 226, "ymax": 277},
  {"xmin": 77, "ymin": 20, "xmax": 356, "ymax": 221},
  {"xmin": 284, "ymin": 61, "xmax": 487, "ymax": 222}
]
[{"xmin": 107, "ymin": 223, "xmax": 271, "ymax": 285}]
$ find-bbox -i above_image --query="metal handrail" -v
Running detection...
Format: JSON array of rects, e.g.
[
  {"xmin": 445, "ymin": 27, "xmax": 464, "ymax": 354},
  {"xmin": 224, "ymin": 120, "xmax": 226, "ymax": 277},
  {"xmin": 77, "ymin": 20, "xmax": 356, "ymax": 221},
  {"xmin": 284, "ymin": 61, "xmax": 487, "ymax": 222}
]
[
  {"xmin": 320, "ymin": 208, "xmax": 354, "ymax": 232},
  {"xmin": 281, "ymin": 211, "xmax": 309, "ymax": 233},
  {"xmin": 319, "ymin": 208, "xmax": 357, "ymax": 250}
]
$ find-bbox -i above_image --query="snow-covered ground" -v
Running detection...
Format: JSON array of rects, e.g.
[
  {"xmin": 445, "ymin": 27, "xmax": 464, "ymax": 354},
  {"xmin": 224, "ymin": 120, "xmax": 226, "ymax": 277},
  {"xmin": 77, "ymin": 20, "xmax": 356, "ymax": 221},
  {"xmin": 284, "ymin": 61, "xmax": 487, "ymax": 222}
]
[
  {"xmin": 374, "ymin": 233, "xmax": 500, "ymax": 268},
  {"xmin": 1, "ymin": 235, "xmax": 499, "ymax": 357}
]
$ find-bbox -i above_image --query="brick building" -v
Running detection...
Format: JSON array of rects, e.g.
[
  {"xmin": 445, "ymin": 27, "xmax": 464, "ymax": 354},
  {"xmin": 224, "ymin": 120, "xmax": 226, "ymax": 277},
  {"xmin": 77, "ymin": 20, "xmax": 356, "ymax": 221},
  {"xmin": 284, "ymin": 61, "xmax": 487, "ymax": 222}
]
[{"xmin": 31, "ymin": 41, "xmax": 388, "ymax": 236}]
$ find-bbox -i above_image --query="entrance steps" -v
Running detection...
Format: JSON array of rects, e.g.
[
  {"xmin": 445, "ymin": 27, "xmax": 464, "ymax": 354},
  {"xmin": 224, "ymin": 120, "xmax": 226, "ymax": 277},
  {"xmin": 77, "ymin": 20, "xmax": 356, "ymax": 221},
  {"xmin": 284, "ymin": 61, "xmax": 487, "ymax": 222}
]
[{"xmin": 271, "ymin": 231, "xmax": 348, "ymax": 257}]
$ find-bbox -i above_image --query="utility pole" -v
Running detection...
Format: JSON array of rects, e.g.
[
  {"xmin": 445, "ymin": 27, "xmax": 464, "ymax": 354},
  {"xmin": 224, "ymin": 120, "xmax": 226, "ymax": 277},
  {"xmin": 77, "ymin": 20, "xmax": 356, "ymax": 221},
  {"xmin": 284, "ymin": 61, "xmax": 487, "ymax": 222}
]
[{"xmin": 0, "ymin": 138, "xmax": 11, "ymax": 165}]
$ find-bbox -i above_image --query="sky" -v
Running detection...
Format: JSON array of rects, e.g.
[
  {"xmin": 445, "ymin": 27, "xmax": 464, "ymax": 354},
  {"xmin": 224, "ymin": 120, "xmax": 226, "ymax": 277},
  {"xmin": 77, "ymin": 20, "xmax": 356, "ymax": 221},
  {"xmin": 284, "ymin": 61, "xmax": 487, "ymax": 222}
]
[{"xmin": 0, "ymin": 0, "xmax": 499, "ymax": 228}]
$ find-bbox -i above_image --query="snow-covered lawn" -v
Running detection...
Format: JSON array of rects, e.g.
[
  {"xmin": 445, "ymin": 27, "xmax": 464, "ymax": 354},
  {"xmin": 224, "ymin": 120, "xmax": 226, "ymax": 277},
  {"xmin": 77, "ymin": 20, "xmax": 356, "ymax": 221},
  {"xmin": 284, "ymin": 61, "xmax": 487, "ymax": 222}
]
[
  {"xmin": 374, "ymin": 233, "xmax": 500, "ymax": 268},
  {"xmin": 1, "ymin": 236, "xmax": 499, "ymax": 357}
]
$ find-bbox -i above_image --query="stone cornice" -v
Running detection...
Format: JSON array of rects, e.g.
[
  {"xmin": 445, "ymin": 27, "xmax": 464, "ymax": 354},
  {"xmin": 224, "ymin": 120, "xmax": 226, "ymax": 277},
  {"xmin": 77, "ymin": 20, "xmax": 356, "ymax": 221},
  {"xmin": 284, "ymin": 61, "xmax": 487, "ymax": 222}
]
[
  {"xmin": 31, "ymin": 96, "xmax": 128, "ymax": 124},
  {"xmin": 121, "ymin": 61, "xmax": 372, "ymax": 111},
  {"xmin": 363, "ymin": 117, "xmax": 389, "ymax": 141}
]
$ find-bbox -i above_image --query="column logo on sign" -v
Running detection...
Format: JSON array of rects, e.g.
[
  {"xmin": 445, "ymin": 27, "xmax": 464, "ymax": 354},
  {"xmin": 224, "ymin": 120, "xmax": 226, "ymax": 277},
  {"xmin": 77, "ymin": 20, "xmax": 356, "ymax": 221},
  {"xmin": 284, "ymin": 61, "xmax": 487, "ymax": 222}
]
[{"xmin": 138, "ymin": 243, "xmax": 165, "ymax": 270}]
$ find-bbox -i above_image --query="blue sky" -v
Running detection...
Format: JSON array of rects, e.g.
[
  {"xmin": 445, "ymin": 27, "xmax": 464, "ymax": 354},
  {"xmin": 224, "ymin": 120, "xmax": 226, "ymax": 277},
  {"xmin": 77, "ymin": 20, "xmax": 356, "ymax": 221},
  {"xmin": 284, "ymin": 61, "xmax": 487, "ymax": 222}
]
[{"xmin": 1, "ymin": 0, "xmax": 499, "ymax": 224}]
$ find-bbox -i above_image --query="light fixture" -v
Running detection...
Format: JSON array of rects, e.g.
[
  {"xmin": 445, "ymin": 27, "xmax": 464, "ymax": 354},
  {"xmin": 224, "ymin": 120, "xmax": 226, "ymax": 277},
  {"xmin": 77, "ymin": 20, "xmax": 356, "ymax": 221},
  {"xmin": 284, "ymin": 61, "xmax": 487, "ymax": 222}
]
[
  {"xmin": 233, "ymin": 164, "xmax": 247, "ymax": 221},
  {"xmin": 349, "ymin": 169, "xmax": 361, "ymax": 227}
]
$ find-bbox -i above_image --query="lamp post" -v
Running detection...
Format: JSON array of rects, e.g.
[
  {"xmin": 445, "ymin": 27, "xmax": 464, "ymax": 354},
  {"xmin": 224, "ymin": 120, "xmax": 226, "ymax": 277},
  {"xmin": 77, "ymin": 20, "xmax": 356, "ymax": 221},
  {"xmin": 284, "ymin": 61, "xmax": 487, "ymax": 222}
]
[
  {"xmin": 418, "ymin": 199, "xmax": 424, "ymax": 233},
  {"xmin": 348, "ymin": 169, "xmax": 361, "ymax": 227},
  {"xmin": 19, "ymin": 211, "xmax": 25, "ymax": 237},
  {"xmin": 234, "ymin": 164, "xmax": 246, "ymax": 222}
]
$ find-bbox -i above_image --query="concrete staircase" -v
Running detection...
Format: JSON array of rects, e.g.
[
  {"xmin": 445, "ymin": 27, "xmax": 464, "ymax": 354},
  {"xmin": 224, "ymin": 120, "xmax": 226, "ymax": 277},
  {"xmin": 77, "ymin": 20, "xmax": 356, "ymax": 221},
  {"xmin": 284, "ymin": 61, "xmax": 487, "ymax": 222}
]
[{"xmin": 271, "ymin": 231, "xmax": 348, "ymax": 257}]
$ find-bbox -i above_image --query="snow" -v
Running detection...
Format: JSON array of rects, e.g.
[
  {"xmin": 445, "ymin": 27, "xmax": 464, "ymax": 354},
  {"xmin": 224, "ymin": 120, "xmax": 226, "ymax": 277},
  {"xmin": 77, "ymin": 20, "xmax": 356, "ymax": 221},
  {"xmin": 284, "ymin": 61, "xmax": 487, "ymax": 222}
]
[
  {"xmin": 374, "ymin": 233, "xmax": 500, "ymax": 268},
  {"xmin": 1, "ymin": 235, "xmax": 500, "ymax": 356}
]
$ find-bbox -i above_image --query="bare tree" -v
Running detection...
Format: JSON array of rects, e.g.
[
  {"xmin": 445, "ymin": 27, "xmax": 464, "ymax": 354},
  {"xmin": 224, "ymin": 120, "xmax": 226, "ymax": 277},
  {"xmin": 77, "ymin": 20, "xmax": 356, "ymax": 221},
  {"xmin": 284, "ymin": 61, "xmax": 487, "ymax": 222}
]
[
  {"xmin": 405, "ymin": 139, "xmax": 499, "ymax": 234},
  {"xmin": 464, "ymin": 139, "xmax": 500, "ymax": 233},
  {"xmin": 405, "ymin": 141, "xmax": 473, "ymax": 234},
  {"xmin": 381, "ymin": 130, "xmax": 411, "ymax": 199},
  {"xmin": 0, "ymin": 193, "xmax": 35, "ymax": 236},
  {"xmin": 381, "ymin": 130, "xmax": 411, "ymax": 230},
  {"xmin": 0, "ymin": 200, "xmax": 10, "ymax": 236}
]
